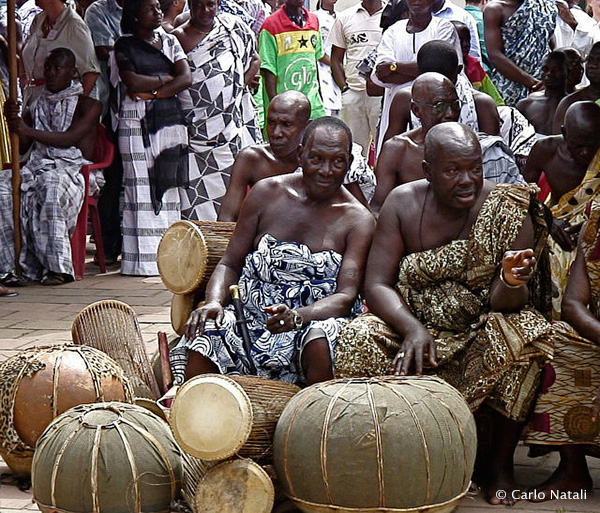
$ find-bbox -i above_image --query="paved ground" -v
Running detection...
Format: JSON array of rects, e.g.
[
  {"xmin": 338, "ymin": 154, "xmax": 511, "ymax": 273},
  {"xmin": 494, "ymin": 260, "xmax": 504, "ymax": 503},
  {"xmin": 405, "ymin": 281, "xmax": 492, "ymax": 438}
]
[{"xmin": 0, "ymin": 260, "xmax": 600, "ymax": 512}]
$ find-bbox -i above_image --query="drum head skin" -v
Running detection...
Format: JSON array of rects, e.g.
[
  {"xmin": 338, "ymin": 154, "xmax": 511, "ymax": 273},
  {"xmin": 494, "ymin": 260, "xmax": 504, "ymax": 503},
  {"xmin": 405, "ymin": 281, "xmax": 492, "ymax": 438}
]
[
  {"xmin": 157, "ymin": 221, "xmax": 207, "ymax": 294},
  {"xmin": 170, "ymin": 374, "xmax": 253, "ymax": 460},
  {"xmin": 194, "ymin": 459, "xmax": 274, "ymax": 513}
]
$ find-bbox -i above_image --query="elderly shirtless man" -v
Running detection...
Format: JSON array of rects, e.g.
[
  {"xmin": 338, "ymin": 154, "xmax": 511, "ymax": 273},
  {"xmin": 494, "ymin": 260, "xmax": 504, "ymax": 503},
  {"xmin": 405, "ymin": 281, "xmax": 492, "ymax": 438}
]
[
  {"xmin": 171, "ymin": 117, "xmax": 375, "ymax": 386},
  {"xmin": 337, "ymin": 123, "xmax": 561, "ymax": 504},
  {"xmin": 371, "ymin": 72, "xmax": 521, "ymax": 214},
  {"xmin": 218, "ymin": 91, "xmax": 310, "ymax": 222},
  {"xmin": 523, "ymin": 101, "xmax": 600, "ymax": 318}
]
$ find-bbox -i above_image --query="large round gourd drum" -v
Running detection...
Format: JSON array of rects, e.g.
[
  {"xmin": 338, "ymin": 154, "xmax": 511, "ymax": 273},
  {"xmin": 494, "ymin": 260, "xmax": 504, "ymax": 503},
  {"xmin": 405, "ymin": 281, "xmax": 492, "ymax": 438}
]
[
  {"xmin": 32, "ymin": 402, "xmax": 183, "ymax": 513},
  {"xmin": 0, "ymin": 344, "xmax": 133, "ymax": 476},
  {"xmin": 273, "ymin": 376, "xmax": 477, "ymax": 513},
  {"xmin": 157, "ymin": 220, "xmax": 236, "ymax": 295},
  {"xmin": 170, "ymin": 374, "xmax": 300, "ymax": 462}
]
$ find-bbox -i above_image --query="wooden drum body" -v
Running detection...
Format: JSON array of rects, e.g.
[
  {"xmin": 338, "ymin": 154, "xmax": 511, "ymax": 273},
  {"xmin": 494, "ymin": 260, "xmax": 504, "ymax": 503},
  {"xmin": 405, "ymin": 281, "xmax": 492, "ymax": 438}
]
[
  {"xmin": 273, "ymin": 376, "xmax": 477, "ymax": 513},
  {"xmin": 0, "ymin": 345, "xmax": 133, "ymax": 476},
  {"xmin": 158, "ymin": 221, "xmax": 235, "ymax": 295},
  {"xmin": 170, "ymin": 374, "xmax": 300, "ymax": 462}
]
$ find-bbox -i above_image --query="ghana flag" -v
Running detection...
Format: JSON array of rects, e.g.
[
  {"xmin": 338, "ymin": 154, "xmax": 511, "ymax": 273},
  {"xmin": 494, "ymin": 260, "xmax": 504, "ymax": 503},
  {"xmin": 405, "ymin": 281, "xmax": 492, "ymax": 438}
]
[{"xmin": 259, "ymin": 7, "xmax": 326, "ymax": 119}]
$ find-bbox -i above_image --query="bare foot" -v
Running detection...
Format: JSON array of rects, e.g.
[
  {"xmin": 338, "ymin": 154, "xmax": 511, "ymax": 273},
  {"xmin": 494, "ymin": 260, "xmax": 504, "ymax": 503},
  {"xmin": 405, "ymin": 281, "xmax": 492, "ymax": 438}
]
[
  {"xmin": 0, "ymin": 285, "xmax": 16, "ymax": 297},
  {"xmin": 483, "ymin": 473, "xmax": 520, "ymax": 506},
  {"xmin": 527, "ymin": 463, "xmax": 593, "ymax": 503}
]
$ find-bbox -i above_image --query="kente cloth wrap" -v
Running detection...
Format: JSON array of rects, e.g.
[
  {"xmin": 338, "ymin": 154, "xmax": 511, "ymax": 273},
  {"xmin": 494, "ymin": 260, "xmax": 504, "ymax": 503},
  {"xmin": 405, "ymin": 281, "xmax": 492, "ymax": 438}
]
[
  {"xmin": 526, "ymin": 200, "xmax": 600, "ymax": 454},
  {"xmin": 0, "ymin": 83, "xmax": 87, "ymax": 280},
  {"xmin": 178, "ymin": 13, "xmax": 261, "ymax": 222},
  {"xmin": 547, "ymin": 148, "xmax": 600, "ymax": 319},
  {"xmin": 171, "ymin": 234, "xmax": 362, "ymax": 386},
  {"xmin": 336, "ymin": 184, "xmax": 558, "ymax": 422},
  {"xmin": 488, "ymin": 0, "xmax": 557, "ymax": 106},
  {"xmin": 112, "ymin": 30, "xmax": 188, "ymax": 276}
]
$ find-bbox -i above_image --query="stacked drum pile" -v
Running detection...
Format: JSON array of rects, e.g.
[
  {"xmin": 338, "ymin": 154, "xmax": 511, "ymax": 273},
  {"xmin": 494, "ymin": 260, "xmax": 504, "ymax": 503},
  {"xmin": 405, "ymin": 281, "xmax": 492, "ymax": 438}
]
[{"xmin": 168, "ymin": 373, "xmax": 301, "ymax": 513}]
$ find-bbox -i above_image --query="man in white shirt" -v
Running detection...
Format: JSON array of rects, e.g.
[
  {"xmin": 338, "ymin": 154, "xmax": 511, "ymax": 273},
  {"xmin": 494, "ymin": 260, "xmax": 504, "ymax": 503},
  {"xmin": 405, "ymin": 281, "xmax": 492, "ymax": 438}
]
[
  {"xmin": 433, "ymin": 0, "xmax": 482, "ymax": 61},
  {"xmin": 329, "ymin": 0, "xmax": 384, "ymax": 157}
]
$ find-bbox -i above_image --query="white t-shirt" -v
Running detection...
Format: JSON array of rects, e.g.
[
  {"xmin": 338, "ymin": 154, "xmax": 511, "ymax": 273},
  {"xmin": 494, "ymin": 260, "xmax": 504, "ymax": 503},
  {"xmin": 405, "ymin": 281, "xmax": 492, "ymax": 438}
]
[{"xmin": 328, "ymin": 2, "xmax": 384, "ymax": 92}]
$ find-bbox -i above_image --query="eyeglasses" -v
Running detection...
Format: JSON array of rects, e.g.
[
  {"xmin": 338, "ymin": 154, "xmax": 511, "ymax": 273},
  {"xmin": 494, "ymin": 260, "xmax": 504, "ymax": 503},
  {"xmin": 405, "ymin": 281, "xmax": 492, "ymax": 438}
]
[{"xmin": 412, "ymin": 99, "xmax": 464, "ymax": 114}]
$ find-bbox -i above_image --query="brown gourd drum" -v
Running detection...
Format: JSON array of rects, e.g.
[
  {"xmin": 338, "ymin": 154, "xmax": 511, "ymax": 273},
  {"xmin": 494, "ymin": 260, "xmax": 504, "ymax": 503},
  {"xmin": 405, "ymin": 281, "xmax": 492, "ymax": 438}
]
[
  {"xmin": 157, "ymin": 220, "xmax": 236, "ymax": 295},
  {"xmin": 170, "ymin": 293, "xmax": 204, "ymax": 335},
  {"xmin": 273, "ymin": 376, "xmax": 477, "ymax": 513},
  {"xmin": 32, "ymin": 402, "xmax": 183, "ymax": 513},
  {"xmin": 0, "ymin": 344, "xmax": 133, "ymax": 476},
  {"xmin": 170, "ymin": 374, "xmax": 300, "ymax": 462}
]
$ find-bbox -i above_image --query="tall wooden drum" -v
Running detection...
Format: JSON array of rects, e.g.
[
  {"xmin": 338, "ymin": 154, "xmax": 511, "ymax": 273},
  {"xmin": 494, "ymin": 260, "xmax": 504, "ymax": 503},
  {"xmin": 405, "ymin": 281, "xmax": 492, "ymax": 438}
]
[
  {"xmin": 0, "ymin": 344, "xmax": 133, "ymax": 476},
  {"xmin": 170, "ymin": 374, "xmax": 300, "ymax": 462},
  {"xmin": 157, "ymin": 221, "xmax": 235, "ymax": 295},
  {"xmin": 273, "ymin": 376, "xmax": 477, "ymax": 513},
  {"xmin": 32, "ymin": 402, "xmax": 183, "ymax": 513}
]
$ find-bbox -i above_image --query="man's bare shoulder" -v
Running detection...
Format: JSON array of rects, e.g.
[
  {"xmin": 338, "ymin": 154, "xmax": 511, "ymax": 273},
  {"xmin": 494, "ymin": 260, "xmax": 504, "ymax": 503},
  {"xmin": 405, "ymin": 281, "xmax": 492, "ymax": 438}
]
[
  {"xmin": 385, "ymin": 179, "xmax": 428, "ymax": 216},
  {"xmin": 532, "ymin": 135, "xmax": 563, "ymax": 157},
  {"xmin": 237, "ymin": 144, "xmax": 272, "ymax": 164},
  {"xmin": 76, "ymin": 95, "xmax": 102, "ymax": 114}
]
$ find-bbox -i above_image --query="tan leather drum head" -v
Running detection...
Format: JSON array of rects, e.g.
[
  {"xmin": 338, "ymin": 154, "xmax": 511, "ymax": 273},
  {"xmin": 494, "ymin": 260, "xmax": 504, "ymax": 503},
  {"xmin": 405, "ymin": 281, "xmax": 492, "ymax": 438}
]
[
  {"xmin": 170, "ymin": 374, "xmax": 253, "ymax": 460},
  {"xmin": 194, "ymin": 459, "xmax": 274, "ymax": 513},
  {"xmin": 157, "ymin": 221, "xmax": 207, "ymax": 294}
]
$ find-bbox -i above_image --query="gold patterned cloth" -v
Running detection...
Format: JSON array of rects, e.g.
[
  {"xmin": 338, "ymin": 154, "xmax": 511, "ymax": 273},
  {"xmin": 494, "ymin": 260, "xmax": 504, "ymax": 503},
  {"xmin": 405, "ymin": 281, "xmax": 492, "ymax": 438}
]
[
  {"xmin": 526, "ymin": 200, "xmax": 600, "ymax": 452},
  {"xmin": 548, "ymin": 148, "xmax": 600, "ymax": 319},
  {"xmin": 335, "ymin": 184, "xmax": 558, "ymax": 422}
]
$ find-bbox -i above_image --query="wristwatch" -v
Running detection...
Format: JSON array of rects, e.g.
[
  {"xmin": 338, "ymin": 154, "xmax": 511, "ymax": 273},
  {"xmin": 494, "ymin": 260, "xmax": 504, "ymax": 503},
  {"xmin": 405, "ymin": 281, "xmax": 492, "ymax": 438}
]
[
  {"xmin": 389, "ymin": 62, "xmax": 397, "ymax": 72},
  {"xmin": 291, "ymin": 310, "xmax": 303, "ymax": 330}
]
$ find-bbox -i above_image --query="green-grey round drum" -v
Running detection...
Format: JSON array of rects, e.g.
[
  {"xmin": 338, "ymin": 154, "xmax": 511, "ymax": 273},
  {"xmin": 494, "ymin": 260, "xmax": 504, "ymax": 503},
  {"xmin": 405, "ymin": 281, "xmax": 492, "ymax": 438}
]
[
  {"xmin": 273, "ymin": 376, "xmax": 477, "ymax": 513},
  {"xmin": 32, "ymin": 402, "xmax": 183, "ymax": 513}
]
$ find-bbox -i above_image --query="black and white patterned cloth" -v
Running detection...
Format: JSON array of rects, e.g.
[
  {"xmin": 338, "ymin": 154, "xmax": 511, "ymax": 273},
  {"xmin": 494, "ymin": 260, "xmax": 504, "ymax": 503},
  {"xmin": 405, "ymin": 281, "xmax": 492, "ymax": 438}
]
[
  {"xmin": 179, "ymin": 13, "xmax": 261, "ymax": 222},
  {"xmin": 0, "ymin": 83, "xmax": 87, "ymax": 280},
  {"xmin": 171, "ymin": 234, "xmax": 362, "ymax": 385}
]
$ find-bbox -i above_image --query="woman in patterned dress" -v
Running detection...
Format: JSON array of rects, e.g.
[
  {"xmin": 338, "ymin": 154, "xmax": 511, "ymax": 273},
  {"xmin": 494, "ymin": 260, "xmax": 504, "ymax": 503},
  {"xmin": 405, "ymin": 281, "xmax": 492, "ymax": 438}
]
[
  {"xmin": 112, "ymin": 0, "xmax": 191, "ymax": 275},
  {"xmin": 173, "ymin": 0, "xmax": 261, "ymax": 222}
]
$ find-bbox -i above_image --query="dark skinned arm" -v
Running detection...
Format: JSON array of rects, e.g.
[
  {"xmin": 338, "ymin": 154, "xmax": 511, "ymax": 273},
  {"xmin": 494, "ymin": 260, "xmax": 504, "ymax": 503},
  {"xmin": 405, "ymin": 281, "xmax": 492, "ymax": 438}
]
[
  {"xmin": 489, "ymin": 215, "xmax": 536, "ymax": 312},
  {"xmin": 484, "ymin": 3, "xmax": 541, "ymax": 90},
  {"xmin": 94, "ymin": 45, "xmax": 112, "ymax": 62},
  {"xmin": 217, "ymin": 148, "xmax": 256, "ymax": 222},
  {"xmin": 343, "ymin": 181, "xmax": 369, "ymax": 208},
  {"xmin": 473, "ymin": 90, "xmax": 501, "ymax": 135},
  {"xmin": 383, "ymin": 90, "xmax": 411, "ymax": 143},
  {"xmin": 330, "ymin": 45, "xmax": 347, "ymax": 90},
  {"xmin": 5, "ymin": 96, "xmax": 102, "ymax": 151},
  {"xmin": 81, "ymin": 72, "xmax": 100, "ymax": 97},
  {"xmin": 562, "ymin": 241, "xmax": 600, "ymax": 344},
  {"xmin": 262, "ymin": 69, "xmax": 277, "ymax": 100},
  {"xmin": 126, "ymin": 58, "xmax": 192, "ymax": 99},
  {"xmin": 244, "ymin": 51, "xmax": 261, "ymax": 87},
  {"xmin": 374, "ymin": 61, "xmax": 418, "ymax": 85},
  {"xmin": 370, "ymin": 139, "xmax": 404, "ymax": 215},
  {"xmin": 365, "ymin": 187, "xmax": 437, "ymax": 375},
  {"xmin": 521, "ymin": 139, "xmax": 546, "ymax": 183}
]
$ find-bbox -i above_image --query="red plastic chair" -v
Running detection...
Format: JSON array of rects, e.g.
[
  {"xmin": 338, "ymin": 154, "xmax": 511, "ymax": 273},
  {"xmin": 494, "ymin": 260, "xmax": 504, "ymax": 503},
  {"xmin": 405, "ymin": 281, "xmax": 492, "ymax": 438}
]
[{"xmin": 70, "ymin": 124, "xmax": 115, "ymax": 280}]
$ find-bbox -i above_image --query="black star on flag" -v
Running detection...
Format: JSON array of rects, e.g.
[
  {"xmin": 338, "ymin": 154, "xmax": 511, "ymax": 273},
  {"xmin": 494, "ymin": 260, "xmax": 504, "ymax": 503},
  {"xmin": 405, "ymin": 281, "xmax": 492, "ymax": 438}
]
[{"xmin": 298, "ymin": 36, "xmax": 308, "ymax": 48}]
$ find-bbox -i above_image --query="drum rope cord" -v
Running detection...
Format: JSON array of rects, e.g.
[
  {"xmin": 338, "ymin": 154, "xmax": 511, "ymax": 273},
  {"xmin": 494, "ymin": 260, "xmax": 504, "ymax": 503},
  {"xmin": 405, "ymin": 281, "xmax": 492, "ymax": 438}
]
[{"xmin": 366, "ymin": 382, "xmax": 386, "ymax": 506}]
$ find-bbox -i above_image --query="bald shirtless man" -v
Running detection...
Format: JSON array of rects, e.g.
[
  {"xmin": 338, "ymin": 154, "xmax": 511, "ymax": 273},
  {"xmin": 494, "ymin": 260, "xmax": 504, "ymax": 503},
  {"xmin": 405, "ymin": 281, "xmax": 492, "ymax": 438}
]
[
  {"xmin": 371, "ymin": 72, "xmax": 521, "ymax": 214},
  {"xmin": 516, "ymin": 51, "xmax": 568, "ymax": 136},
  {"xmin": 552, "ymin": 42, "xmax": 600, "ymax": 133},
  {"xmin": 383, "ymin": 39, "xmax": 500, "ymax": 143},
  {"xmin": 219, "ymin": 91, "xmax": 310, "ymax": 222}
]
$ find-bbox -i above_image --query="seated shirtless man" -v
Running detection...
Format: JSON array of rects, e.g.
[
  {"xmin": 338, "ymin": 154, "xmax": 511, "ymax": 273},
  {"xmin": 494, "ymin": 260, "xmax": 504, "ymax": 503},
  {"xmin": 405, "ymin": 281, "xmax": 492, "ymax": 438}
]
[
  {"xmin": 382, "ymin": 39, "xmax": 500, "ymax": 144},
  {"xmin": 522, "ymin": 101, "xmax": 600, "ymax": 317},
  {"xmin": 170, "ymin": 117, "xmax": 375, "ymax": 386},
  {"xmin": 218, "ymin": 90, "xmax": 310, "ymax": 222},
  {"xmin": 219, "ymin": 90, "xmax": 374, "ymax": 221},
  {"xmin": 516, "ymin": 51, "xmax": 568, "ymax": 136},
  {"xmin": 371, "ymin": 72, "xmax": 522, "ymax": 214},
  {"xmin": 336, "ymin": 122, "xmax": 561, "ymax": 505},
  {"xmin": 0, "ymin": 48, "xmax": 102, "ymax": 286}
]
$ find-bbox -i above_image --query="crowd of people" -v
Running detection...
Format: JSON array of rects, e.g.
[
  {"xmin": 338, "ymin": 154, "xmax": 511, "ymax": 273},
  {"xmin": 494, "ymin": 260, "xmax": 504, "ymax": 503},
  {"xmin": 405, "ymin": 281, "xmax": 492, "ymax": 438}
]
[{"xmin": 1, "ymin": 0, "xmax": 600, "ymax": 505}]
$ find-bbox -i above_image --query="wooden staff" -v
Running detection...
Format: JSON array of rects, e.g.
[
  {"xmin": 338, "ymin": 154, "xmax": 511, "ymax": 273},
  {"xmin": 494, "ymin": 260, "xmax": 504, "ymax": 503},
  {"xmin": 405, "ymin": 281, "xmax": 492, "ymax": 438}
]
[
  {"xmin": 7, "ymin": 0, "xmax": 21, "ymax": 276},
  {"xmin": 229, "ymin": 284, "xmax": 256, "ymax": 374}
]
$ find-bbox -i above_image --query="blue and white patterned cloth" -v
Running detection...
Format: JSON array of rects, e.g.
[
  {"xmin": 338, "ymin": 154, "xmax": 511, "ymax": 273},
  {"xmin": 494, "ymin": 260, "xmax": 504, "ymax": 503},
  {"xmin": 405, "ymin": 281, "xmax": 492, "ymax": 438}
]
[
  {"xmin": 171, "ymin": 234, "xmax": 362, "ymax": 385},
  {"xmin": 489, "ymin": 0, "xmax": 557, "ymax": 106}
]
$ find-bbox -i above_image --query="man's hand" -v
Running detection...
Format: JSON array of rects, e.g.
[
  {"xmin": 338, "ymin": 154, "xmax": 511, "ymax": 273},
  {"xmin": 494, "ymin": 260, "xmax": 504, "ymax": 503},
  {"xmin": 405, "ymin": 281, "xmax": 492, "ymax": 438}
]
[
  {"xmin": 264, "ymin": 303, "xmax": 296, "ymax": 334},
  {"xmin": 184, "ymin": 301, "xmax": 224, "ymax": 341},
  {"xmin": 375, "ymin": 61, "xmax": 395, "ymax": 80},
  {"xmin": 501, "ymin": 249, "xmax": 536, "ymax": 286},
  {"xmin": 393, "ymin": 325, "xmax": 437, "ymax": 376},
  {"xmin": 529, "ymin": 79, "xmax": 544, "ymax": 92},
  {"xmin": 550, "ymin": 218, "xmax": 581, "ymax": 252},
  {"xmin": 556, "ymin": 1, "xmax": 578, "ymax": 30},
  {"xmin": 4, "ymin": 98, "xmax": 24, "ymax": 134}
]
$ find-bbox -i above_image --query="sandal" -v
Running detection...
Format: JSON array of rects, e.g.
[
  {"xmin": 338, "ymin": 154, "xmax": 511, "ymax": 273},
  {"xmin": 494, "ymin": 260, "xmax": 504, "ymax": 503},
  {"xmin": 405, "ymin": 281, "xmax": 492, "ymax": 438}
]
[
  {"xmin": 41, "ymin": 271, "xmax": 67, "ymax": 286},
  {"xmin": 0, "ymin": 285, "xmax": 17, "ymax": 297}
]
